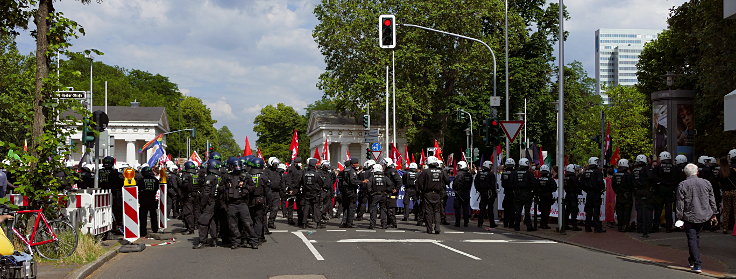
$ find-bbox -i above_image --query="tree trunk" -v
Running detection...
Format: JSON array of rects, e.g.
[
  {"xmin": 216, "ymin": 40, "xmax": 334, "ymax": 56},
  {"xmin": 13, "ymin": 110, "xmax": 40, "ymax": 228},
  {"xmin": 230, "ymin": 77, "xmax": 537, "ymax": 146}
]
[{"xmin": 31, "ymin": 0, "xmax": 51, "ymax": 161}]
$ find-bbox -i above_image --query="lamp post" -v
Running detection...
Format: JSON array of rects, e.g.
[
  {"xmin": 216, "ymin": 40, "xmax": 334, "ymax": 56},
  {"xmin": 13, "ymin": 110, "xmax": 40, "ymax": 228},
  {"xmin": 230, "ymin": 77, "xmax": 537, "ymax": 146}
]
[{"xmin": 178, "ymin": 98, "xmax": 184, "ymax": 158}]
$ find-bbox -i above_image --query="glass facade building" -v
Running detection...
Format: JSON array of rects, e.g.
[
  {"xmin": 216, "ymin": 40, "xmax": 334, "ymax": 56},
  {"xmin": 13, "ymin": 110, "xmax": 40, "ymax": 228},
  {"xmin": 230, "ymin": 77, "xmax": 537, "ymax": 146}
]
[{"xmin": 595, "ymin": 29, "xmax": 660, "ymax": 103}]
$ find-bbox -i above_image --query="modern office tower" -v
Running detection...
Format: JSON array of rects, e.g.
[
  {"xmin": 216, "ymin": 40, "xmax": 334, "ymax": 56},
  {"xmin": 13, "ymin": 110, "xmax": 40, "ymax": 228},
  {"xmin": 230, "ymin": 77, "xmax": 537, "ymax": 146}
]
[{"xmin": 595, "ymin": 29, "xmax": 660, "ymax": 103}]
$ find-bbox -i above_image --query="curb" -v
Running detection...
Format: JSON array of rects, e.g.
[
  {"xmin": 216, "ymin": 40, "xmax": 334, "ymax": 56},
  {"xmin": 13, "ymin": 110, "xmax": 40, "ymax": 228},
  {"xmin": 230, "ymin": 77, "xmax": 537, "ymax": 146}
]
[
  {"xmin": 65, "ymin": 249, "xmax": 118, "ymax": 279},
  {"xmin": 495, "ymin": 227, "xmax": 732, "ymax": 278}
]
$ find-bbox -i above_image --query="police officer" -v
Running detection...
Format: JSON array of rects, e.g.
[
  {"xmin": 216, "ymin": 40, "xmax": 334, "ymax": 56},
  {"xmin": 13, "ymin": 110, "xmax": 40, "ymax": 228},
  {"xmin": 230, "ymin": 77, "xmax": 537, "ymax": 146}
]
[
  {"xmin": 284, "ymin": 158, "xmax": 303, "ymax": 226},
  {"xmin": 537, "ymin": 165, "xmax": 556, "ymax": 229},
  {"xmin": 513, "ymin": 158, "xmax": 537, "ymax": 231},
  {"xmin": 223, "ymin": 157, "xmax": 258, "ymax": 249},
  {"xmin": 402, "ymin": 163, "xmax": 420, "ymax": 222},
  {"xmin": 246, "ymin": 158, "xmax": 270, "ymax": 244},
  {"xmin": 581, "ymin": 157, "xmax": 605, "ymax": 233},
  {"xmin": 416, "ymin": 156, "xmax": 449, "ymax": 234},
  {"xmin": 653, "ymin": 151, "xmax": 679, "ymax": 232},
  {"xmin": 318, "ymin": 161, "xmax": 335, "ymax": 222},
  {"xmin": 139, "ymin": 166, "xmax": 159, "ymax": 237},
  {"xmin": 193, "ymin": 160, "xmax": 223, "ymax": 249},
  {"xmin": 368, "ymin": 164, "xmax": 393, "ymax": 229},
  {"xmin": 167, "ymin": 164, "xmax": 181, "ymax": 219},
  {"xmin": 299, "ymin": 158, "xmax": 325, "ymax": 229},
  {"xmin": 277, "ymin": 163, "xmax": 288, "ymax": 218},
  {"xmin": 612, "ymin": 159, "xmax": 634, "ymax": 232},
  {"xmin": 453, "ymin": 161, "xmax": 472, "ymax": 227},
  {"xmin": 179, "ymin": 161, "xmax": 199, "ymax": 234},
  {"xmin": 340, "ymin": 158, "xmax": 361, "ymax": 228},
  {"xmin": 382, "ymin": 158, "xmax": 402, "ymax": 228},
  {"xmin": 475, "ymin": 161, "xmax": 497, "ymax": 228},
  {"xmin": 563, "ymin": 164, "xmax": 582, "ymax": 231},
  {"xmin": 264, "ymin": 157, "xmax": 283, "ymax": 229},
  {"xmin": 632, "ymin": 154, "xmax": 654, "ymax": 237},
  {"xmin": 98, "ymin": 156, "xmax": 122, "ymax": 232},
  {"xmin": 78, "ymin": 165, "xmax": 94, "ymax": 189},
  {"xmin": 357, "ymin": 160, "xmax": 376, "ymax": 221},
  {"xmin": 501, "ymin": 158, "xmax": 516, "ymax": 228}
]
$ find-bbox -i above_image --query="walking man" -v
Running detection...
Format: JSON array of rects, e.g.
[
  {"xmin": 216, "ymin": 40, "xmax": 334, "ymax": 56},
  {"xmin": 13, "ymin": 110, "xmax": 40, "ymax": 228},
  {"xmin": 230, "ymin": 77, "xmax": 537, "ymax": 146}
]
[{"xmin": 675, "ymin": 163, "xmax": 718, "ymax": 273}]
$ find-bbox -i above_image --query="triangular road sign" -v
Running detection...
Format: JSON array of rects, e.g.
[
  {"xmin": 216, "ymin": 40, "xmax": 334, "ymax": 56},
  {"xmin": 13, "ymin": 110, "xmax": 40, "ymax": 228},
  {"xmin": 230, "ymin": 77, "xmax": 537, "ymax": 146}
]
[
  {"xmin": 500, "ymin": 121, "xmax": 525, "ymax": 143},
  {"xmin": 371, "ymin": 151, "xmax": 383, "ymax": 161}
]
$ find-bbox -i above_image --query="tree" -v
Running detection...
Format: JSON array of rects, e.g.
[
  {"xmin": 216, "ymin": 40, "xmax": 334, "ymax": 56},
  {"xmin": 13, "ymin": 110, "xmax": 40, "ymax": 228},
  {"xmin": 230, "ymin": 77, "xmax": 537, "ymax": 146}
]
[
  {"xmin": 253, "ymin": 103, "xmax": 309, "ymax": 162},
  {"xmin": 637, "ymin": 0, "xmax": 736, "ymax": 156},
  {"xmin": 215, "ymin": 126, "xmax": 240, "ymax": 159},
  {"xmin": 555, "ymin": 61, "xmax": 601, "ymax": 164},
  {"xmin": 179, "ymin": 96, "xmax": 217, "ymax": 157},
  {"xmin": 313, "ymin": 0, "xmax": 567, "ymax": 158},
  {"xmin": 605, "ymin": 86, "xmax": 651, "ymax": 160},
  {"xmin": 0, "ymin": 34, "xmax": 34, "ymax": 147}
]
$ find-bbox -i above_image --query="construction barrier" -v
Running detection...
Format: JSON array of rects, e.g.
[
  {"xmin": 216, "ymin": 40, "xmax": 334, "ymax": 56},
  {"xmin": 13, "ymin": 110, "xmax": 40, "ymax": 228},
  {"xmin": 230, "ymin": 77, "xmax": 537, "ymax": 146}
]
[
  {"xmin": 157, "ymin": 184, "xmax": 167, "ymax": 231},
  {"xmin": 122, "ymin": 186, "xmax": 140, "ymax": 242},
  {"xmin": 64, "ymin": 189, "xmax": 114, "ymax": 235}
]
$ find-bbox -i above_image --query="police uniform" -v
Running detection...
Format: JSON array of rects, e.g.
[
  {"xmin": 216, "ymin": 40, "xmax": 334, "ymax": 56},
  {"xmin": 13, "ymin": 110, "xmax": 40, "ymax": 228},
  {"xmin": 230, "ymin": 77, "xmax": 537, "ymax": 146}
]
[
  {"xmin": 501, "ymin": 166, "xmax": 516, "ymax": 228},
  {"xmin": 513, "ymin": 167, "xmax": 537, "ymax": 231},
  {"xmin": 139, "ymin": 171, "xmax": 159, "ymax": 237},
  {"xmin": 402, "ymin": 169, "xmax": 420, "ymax": 221},
  {"xmin": 417, "ymin": 166, "xmax": 449, "ymax": 234},
  {"xmin": 224, "ymin": 171, "xmax": 258, "ymax": 249},
  {"xmin": 537, "ymin": 172, "xmax": 557, "ymax": 229},
  {"xmin": 299, "ymin": 166, "xmax": 325, "ymax": 229},
  {"xmin": 612, "ymin": 167, "xmax": 634, "ymax": 232},
  {"xmin": 369, "ymin": 170, "xmax": 394, "ymax": 229},
  {"xmin": 453, "ymin": 169, "xmax": 473, "ymax": 227},
  {"xmin": 475, "ymin": 167, "xmax": 497, "ymax": 228},
  {"xmin": 581, "ymin": 166, "xmax": 605, "ymax": 232}
]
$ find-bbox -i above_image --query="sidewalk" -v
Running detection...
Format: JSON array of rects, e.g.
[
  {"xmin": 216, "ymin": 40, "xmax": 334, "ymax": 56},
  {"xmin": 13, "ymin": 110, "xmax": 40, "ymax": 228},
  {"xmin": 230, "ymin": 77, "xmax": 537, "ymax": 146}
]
[{"xmin": 495, "ymin": 224, "xmax": 736, "ymax": 278}]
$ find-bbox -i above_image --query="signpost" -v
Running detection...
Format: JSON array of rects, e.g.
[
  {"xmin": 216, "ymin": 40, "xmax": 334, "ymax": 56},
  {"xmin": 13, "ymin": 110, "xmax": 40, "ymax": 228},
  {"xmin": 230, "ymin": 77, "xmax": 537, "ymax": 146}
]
[
  {"xmin": 364, "ymin": 129, "xmax": 379, "ymax": 143},
  {"xmin": 371, "ymin": 142, "xmax": 382, "ymax": 152},
  {"xmin": 56, "ymin": 90, "xmax": 87, "ymax": 99}
]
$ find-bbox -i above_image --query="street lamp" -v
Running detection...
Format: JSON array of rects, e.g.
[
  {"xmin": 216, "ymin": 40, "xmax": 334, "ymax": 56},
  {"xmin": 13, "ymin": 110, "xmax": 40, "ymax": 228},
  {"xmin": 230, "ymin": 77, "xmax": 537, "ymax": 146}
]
[{"xmin": 178, "ymin": 98, "xmax": 184, "ymax": 158}]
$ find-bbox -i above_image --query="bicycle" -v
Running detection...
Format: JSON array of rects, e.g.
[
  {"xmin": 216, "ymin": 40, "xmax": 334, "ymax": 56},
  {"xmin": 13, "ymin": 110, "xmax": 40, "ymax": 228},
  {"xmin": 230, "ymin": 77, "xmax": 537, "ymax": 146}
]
[{"xmin": 5, "ymin": 206, "xmax": 78, "ymax": 260}]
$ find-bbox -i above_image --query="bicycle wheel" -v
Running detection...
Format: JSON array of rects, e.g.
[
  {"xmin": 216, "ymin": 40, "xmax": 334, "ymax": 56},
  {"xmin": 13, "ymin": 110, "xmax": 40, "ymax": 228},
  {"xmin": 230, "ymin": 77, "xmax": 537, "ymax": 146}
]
[{"xmin": 34, "ymin": 220, "xmax": 78, "ymax": 260}]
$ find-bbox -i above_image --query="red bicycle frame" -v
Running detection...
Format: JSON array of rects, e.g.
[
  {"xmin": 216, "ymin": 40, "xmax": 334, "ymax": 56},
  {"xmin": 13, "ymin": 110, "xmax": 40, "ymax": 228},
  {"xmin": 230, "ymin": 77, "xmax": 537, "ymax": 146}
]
[{"xmin": 11, "ymin": 209, "xmax": 58, "ymax": 247}]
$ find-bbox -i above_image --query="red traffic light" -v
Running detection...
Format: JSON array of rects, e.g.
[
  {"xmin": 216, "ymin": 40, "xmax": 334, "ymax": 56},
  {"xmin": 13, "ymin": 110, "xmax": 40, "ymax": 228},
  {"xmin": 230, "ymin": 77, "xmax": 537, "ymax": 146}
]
[
  {"xmin": 383, "ymin": 19, "xmax": 392, "ymax": 26},
  {"xmin": 491, "ymin": 120, "xmax": 498, "ymax": 126}
]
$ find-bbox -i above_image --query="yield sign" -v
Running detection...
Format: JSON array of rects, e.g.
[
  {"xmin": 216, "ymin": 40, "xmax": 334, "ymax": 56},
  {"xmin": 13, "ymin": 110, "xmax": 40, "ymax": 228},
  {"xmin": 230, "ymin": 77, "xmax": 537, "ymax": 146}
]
[
  {"xmin": 500, "ymin": 121, "xmax": 525, "ymax": 143},
  {"xmin": 371, "ymin": 151, "xmax": 383, "ymax": 161}
]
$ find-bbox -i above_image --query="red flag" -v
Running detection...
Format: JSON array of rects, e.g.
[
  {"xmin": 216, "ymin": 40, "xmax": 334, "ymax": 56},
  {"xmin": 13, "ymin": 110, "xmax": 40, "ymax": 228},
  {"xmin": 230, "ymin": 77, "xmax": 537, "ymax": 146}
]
[
  {"xmin": 404, "ymin": 145, "xmax": 410, "ymax": 164},
  {"xmin": 243, "ymin": 136, "xmax": 253, "ymax": 156},
  {"xmin": 564, "ymin": 155, "xmax": 569, "ymax": 167},
  {"xmin": 452, "ymin": 155, "xmax": 458, "ymax": 176},
  {"xmin": 289, "ymin": 130, "xmax": 299, "ymax": 163},
  {"xmin": 609, "ymin": 146, "xmax": 620, "ymax": 166},
  {"xmin": 420, "ymin": 149, "xmax": 426, "ymax": 165},
  {"xmin": 539, "ymin": 145, "xmax": 544, "ymax": 165},
  {"xmin": 23, "ymin": 139, "xmax": 27, "ymax": 152},
  {"xmin": 313, "ymin": 147, "xmax": 321, "ymax": 161},
  {"xmin": 256, "ymin": 147, "xmax": 264, "ymax": 159},
  {"xmin": 604, "ymin": 122, "xmax": 612, "ymax": 164},
  {"xmin": 346, "ymin": 149, "xmax": 351, "ymax": 161},
  {"xmin": 460, "ymin": 150, "xmax": 467, "ymax": 162},
  {"xmin": 388, "ymin": 143, "xmax": 396, "ymax": 161},
  {"xmin": 337, "ymin": 162, "xmax": 345, "ymax": 171},
  {"xmin": 433, "ymin": 139, "xmax": 443, "ymax": 161},
  {"xmin": 190, "ymin": 151, "xmax": 202, "ymax": 166},
  {"xmin": 411, "ymin": 154, "xmax": 416, "ymax": 164},
  {"xmin": 322, "ymin": 137, "xmax": 330, "ymax": 161}
]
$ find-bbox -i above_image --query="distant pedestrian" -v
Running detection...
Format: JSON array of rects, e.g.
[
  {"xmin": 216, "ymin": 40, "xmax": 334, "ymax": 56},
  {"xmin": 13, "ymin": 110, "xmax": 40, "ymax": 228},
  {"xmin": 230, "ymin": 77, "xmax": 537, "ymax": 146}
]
[
  {"xmin": 675, "ymin": 163, "xmax": 718, "ymax": 273},
  {"xmin": 0, "ymin": 169, "xmax": 15, "ymax": 198}
]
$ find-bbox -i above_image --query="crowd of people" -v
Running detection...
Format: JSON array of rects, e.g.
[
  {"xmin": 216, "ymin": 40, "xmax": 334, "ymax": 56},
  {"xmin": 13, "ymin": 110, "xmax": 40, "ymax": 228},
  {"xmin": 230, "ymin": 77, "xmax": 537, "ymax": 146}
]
[{"xmin": 29, "ymin": 147, "xmax": 734, "ymax": 253}]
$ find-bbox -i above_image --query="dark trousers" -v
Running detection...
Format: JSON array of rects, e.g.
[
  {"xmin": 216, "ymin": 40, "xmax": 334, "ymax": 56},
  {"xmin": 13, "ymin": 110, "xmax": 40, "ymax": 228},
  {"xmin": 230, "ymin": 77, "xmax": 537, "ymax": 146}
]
[
  {"xmin": 341, "ymin": 193, "xmax": 357, "ymax": 226},
  {"xmin": 357, "ymin": 190, "xmax": 370, "ymax": 219},
  {"xmin": 514, "ymin": 196, "xmax": 533, "ymax": 229},
  {"xmin": 502, "ymin": 193, "xmax": 516, "ymax": 228},
  {"xmin": 585, "ymin": 196, "xmax": 603, "ymax": 231},
  {"xmin": 653, "ymin": 200, "xmax": 674, "ymax": 231},
  {"xmin": 403, "ymin": 188, "xmax": 419, "ymax": 220},
  {"xmin": 197, "ymin": 198, "xmax": 218, "ymax": 243},
  {"xmin": 615, "ymin": 202, "xmax": 633, "ymax": 231},
  {"xmin": 285, "ymin": 194, "xmax": 297, "ymax": 224},
  {"xmin": 423, "ymin": 193, "xmax": 442, "ymax": 233},
  {"xmin": 268, "ymin": 190, "xmax": 282, "ymax": 227},
  {"xmin": 227, "ymin": 202, "xmax": 256, "ymax": 245},
  {"xmin": 249, "ymin": 204, "xmax": 265, "ymax": 240},
  {"xmin": 539, "ymin": 198, "xmax": 553, "ymax": 227},
  {"xmin": 563, "ymin": 197, "xmax": 580, "ymax": 228},
  {"xmin": 636, "ymin": 198, "xmax": 652, "ymax": 235},
  {"xmin": 139, "ymin": 197, "xmax": 158, "ymax": 236},
  {"xmin": 370, "ymin": 194, "xmax": 387, "ymax": 228},
  {"xmin": 300, "ymin": 194, "xmax": 322, "ymax": 227},
  {"xmin": 477, "ymin": 191, "xmax": 496, "ymax": 226},
  {"xmin": 440, "ymin": 192, "xmax": 448, "ymax": 223},
  {"xmin": 167, "ymin": 193, "xmax": 178, "ymax": 218},
  {"xmin": 280, "ymin": 191, "xmax": 288, "ymax": 218},
  {"xmin": 684, "ymin": 222, "xmax": 704, "ymax": 267},
  {"xmin": 321, "ymin": 190, "xmax": 332, "ymax": 220},
  {"xmin": 112, "ymin": 190, "xmax": 123, "ymax": 232},
  {"xmin": 453, "ymin": 193, "xmax": 471, "ymax": 226},
  {"xmin": 181, "ymin": 195, "xmax": 196, "ymax": 232}
]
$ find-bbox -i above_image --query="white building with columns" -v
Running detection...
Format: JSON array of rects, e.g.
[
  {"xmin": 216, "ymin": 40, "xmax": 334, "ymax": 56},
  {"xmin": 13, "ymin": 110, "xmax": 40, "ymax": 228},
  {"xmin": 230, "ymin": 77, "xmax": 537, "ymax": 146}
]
[
  {"xmin": 65, "ymin": 104, "xmax": 169, "ymax": 167},
  {"xmin": 307, "ymin": 110, "xmax": 406, "ymax": 167}
]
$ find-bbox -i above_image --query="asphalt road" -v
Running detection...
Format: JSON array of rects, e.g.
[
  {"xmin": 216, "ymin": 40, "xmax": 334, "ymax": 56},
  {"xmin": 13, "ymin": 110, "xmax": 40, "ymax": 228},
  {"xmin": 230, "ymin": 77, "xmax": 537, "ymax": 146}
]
[{"xmin": 89, "ymin": 218, "xmax": 708, "ymax": 279}]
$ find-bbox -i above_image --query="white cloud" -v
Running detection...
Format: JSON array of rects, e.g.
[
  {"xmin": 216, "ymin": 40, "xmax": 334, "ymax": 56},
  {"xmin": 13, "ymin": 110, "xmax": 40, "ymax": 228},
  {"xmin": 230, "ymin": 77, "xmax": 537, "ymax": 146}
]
[{"xmin": 204, "ymin": 97, "xmax": 236, "ymax": 120}]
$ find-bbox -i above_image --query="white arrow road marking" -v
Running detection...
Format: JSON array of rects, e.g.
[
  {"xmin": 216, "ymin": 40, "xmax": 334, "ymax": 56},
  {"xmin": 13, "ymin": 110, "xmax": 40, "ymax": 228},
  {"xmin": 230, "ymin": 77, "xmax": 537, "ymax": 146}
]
[
  {"xmin": 292, "ymin": 231, "xmax": 324, "ymax": 261},
  {"xmin": 432, "ymin": 242, "xmax": 482, "ymax": 260}
]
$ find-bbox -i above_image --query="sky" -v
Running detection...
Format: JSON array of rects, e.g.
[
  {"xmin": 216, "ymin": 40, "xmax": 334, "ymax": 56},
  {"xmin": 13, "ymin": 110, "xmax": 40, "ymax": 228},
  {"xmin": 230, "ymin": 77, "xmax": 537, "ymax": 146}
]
[{"xmin": 16, "ymin": 0, "xmax": 688, "ymax": 149}]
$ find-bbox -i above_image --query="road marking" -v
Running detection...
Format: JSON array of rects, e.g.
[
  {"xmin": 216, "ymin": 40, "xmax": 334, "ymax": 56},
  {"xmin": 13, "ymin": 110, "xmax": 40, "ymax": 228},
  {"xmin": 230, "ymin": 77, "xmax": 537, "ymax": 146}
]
[
  {"xmin": 462, "ymin": 239, "xmax": 557, "ymax": 244},
  {"xmin": 432, "ymin": 242, "xmax": 482, "ymax": 260},
  {"xmin": 310, "ymin": 240, "xmax": 317, "ymax": 243},
  {"xmin": 337, "ymin": 239, "xmax": 437, "ymax": 243},
  {"xmin": 473, "ymin": 232, "xmax": 494, "ymax": 235},
  {"xmin": 385, "ymin": 230, "xmax": 405, "ymax": 233},
  {"xmin": 270, "ymin": 230, "xmax": 289, "ymax": 233},
  {"xmin": 292, "ymin": 231, "xmax": 324, "ymax": 261},
  {"xmin": 356, "ymin": 230, "xmax": 376, "ymax": 232},
  {"xmin": 445, "ymin": 232, "xmax": 464, "ymax": 234},
  {"xmin": 326, "ymin": 230, "xmax": 347, "ymax": 232}
]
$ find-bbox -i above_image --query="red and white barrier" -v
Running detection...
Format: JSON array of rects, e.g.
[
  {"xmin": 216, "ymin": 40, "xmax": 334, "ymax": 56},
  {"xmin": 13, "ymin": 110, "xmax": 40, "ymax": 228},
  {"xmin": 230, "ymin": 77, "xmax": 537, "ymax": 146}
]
[
  {"xmin": 157, "ymin": 184, "xmax": 167, "ymax": 230},
  {"xmin": 8, "ymin": 194, "xmax": 29, "ymax": 207},
  {"xmin": 11, "ymin": 189, "xmax": 114, "ymax": 236},
  {"xmin": 122, "ymin": 186, "xmax": 140, "ymax": 242}
]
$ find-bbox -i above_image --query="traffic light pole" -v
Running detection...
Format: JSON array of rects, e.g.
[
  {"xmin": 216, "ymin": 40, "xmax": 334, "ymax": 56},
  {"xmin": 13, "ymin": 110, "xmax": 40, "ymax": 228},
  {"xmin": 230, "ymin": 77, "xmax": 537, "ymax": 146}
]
[
  {"xmin": 556, "ymin": 0, "xmax": 566, "ymax": 233},
  {"xmin": 459, "ymin": 109, "xmax": 473, "ymax": 163},
  {"xmin": 398, "ymin": 24, "xmax": 498, "ymax": 117}
]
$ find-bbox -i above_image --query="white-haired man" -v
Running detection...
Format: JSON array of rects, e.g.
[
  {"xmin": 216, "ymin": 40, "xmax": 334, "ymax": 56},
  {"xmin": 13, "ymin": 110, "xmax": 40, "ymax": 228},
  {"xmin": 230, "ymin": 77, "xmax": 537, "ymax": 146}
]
[{"xmin": 675, "ymin": 163, "xmax": 718, "ymax": 273}]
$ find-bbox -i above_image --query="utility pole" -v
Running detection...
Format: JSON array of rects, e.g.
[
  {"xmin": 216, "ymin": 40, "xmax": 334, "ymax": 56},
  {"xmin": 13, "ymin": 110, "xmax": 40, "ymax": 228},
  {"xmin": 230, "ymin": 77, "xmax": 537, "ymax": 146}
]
[
  {"xmin": 505, "ymin": 0, "xmax": 510, "ymax": 158},
  {"xmin": 556, "ymin": 0, "xmax": 566, "ymax": 233},
  {"xmin": 385, "ymin": 66, "xmax": 390, "ymax": 158},
  {"xmin": 392, "ymin": 50, "xmax": 397, "ymax": 148}
]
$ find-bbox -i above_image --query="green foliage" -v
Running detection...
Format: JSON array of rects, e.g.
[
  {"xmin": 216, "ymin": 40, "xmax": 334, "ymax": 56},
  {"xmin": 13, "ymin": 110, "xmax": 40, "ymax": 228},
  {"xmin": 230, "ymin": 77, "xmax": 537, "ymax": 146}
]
[
  {"xmin": 605, "ymin": 86, "xmax": 652, "ymax": 160},
  {"xmin": 253, "ymin": 103, "xmax": 309, "ymax": 162},
  {"xmin": 556, "ymin": 61, "xmax": 601, "ymax": 165},
  {"xmin": 313, "ymin": 0, "xmax": 567, "ymax": 157},
  {"xmin": 0, "ymin": 35, "xmax": 34, "ymax": 147},
  {"xmin": 179, "ymin": 96, "xmax": 218, "ymax": 156},
  {"xmin": 637, "ymin": 0, "xmax": 736, "ymax": 155},
  {"xmin": 215, "ymin": 126, "xmax": 240, "ymax": 159}
]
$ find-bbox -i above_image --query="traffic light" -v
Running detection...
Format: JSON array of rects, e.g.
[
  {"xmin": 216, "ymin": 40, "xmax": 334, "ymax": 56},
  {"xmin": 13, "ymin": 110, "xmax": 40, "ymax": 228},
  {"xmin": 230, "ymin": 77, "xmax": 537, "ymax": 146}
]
[
  {"xmin": 490, "ymin": 118, "xmax": 502, "ymax": 146},
  {"xmin": 209, "ymin": 146, "xmax": 215, "ymax": 154},
  {"xmin": 366, "ymin": 148, "xmax": 372, "ymax": 160},
  {"xmin": 363, "ymin": 114, "xmax": 369, "ymax": 129},
  {"xmin": 379, "ymin": 15, "xmax": 396, "ymax": 49},
  {"xmin": 82, "ymin": 117, "xmax": 96, "ymax": 148},
  {"xmin": 92, "ymin": 110, "xmax": 109, "ymax": 132},
  {"xmin": 481, "ymin": 118, "xmax": 490, "ymax": 146},
  {"xmin": 190, "ymin": 127, "xmax": 196, "ymax": 138},
  {"xmin": 457, "ymin": 109, "xmax": 465, "ymax": 121}
]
